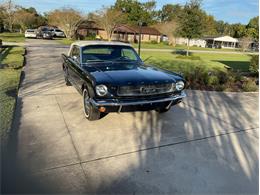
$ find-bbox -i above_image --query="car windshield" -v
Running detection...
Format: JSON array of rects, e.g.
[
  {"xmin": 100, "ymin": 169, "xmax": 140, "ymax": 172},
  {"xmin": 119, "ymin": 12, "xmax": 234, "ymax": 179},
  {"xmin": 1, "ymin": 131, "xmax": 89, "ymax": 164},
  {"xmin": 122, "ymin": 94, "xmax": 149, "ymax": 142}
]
[{"xmin": 81, "ymin": 45, "xmax": 141, "ymax": 63}]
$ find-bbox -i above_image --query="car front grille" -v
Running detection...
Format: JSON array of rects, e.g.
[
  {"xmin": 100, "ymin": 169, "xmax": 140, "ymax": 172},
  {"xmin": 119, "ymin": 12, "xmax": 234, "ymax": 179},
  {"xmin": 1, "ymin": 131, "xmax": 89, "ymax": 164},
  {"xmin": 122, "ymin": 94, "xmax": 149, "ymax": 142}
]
[{"xmin": 117, "ymin": 83, "xmax": 175, "ymax": 96}]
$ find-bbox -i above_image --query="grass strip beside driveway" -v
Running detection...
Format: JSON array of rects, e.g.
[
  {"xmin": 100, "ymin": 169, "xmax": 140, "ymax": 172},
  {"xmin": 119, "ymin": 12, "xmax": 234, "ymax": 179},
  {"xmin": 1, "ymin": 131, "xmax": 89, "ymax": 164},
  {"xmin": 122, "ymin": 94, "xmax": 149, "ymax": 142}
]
[
  {"xmin": 0, "ymin": 33, "xmax": 25, "ymax": 43},
  {"xmin": 0, "ymin": 46, "xmax": 25, "ymax": 141}
]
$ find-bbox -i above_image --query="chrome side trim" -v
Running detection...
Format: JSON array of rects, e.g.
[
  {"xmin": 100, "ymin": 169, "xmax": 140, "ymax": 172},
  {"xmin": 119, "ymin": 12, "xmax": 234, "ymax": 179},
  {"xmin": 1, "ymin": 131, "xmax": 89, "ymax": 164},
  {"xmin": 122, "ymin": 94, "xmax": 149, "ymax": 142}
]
[{"xmin": 90, "ymin": 91, "xmax": 186, "ymax": 107}]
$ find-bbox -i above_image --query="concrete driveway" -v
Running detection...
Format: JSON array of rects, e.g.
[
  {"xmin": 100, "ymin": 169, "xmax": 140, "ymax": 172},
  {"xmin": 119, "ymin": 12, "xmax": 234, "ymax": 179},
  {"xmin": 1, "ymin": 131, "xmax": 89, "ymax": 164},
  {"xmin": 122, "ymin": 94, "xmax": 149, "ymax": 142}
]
[{"xmin": 2, "ymin": 39, "xmax": 259, "ymax": 194}]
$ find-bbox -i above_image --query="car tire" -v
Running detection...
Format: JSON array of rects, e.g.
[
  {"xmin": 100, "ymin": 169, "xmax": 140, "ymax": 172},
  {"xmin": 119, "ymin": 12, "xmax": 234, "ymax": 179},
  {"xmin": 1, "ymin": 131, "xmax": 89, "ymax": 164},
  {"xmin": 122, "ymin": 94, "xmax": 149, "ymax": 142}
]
[
  {"xmin": 64, "ymin": 68, "xmax": 71, "ymax": 86},
  {"xmin": 83, "ymin": 88, "xmax": 101, "ymax": 121}
]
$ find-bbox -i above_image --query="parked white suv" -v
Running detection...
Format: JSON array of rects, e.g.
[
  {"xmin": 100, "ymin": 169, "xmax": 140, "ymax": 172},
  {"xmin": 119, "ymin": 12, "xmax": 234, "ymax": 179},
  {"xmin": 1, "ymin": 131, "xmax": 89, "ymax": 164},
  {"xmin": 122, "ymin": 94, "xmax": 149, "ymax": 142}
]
[{"xmin": 25, "ymin": 29, "xmax": 37, "ymax": 38}]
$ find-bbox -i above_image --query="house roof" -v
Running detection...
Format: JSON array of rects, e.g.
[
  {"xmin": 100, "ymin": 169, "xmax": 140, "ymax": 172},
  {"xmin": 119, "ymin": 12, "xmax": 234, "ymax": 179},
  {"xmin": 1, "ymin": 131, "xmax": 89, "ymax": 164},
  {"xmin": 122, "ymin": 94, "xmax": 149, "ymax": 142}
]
[
  {"xmin": 204, "ymin": 35, "xmax": 239, "ymax": 42},
  {"xmin": 77, "ymin": 21, "xmax": 161, "ymax": 35},
  {"xmin": 123, "ymin": 25, "xmax": 161, "ymax": 35},
  {"xmin": 77, "ymin": 20, "xmax": 102, "ymax": 30},
  {"xmin": 115, "ymin": 25, "xmax": 161, "ymax": 35}
]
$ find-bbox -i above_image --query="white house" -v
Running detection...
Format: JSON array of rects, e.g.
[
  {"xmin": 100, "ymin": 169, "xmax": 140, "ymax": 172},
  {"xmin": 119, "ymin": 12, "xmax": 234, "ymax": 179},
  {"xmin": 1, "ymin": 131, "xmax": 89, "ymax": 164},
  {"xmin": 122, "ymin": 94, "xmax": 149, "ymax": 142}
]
[
  {"xmin": 204, "ymin": 36, "xmax": 239, "ymax": 49},
  {"xmin": 175, "ymin": 37, "xmax": 206, "ymax": 47}
]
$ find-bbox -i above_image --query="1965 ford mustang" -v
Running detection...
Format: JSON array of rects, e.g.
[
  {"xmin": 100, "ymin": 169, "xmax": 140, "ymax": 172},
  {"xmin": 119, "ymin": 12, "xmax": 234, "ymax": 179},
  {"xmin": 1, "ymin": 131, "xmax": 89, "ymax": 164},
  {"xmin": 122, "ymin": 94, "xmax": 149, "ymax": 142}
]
[{"xmin": 62, "ymin": 41, "xmax": 186, "ymax": 120}]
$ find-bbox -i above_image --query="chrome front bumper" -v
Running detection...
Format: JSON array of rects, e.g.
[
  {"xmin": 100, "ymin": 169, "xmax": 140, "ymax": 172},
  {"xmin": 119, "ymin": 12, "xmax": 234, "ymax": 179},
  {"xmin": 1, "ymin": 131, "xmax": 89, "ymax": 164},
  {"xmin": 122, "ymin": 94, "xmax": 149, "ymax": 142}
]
[{"xmin": 90, "ymin": 91, "xmax": 186, "ymax": 107}]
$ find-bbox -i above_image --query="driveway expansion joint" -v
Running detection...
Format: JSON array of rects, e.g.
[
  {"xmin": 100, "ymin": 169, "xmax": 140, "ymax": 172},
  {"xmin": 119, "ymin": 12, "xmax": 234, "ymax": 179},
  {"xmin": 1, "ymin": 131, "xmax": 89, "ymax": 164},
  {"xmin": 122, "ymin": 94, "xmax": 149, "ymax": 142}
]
[
  {"xmin": 54, "ymin": 95, "xmax": 89, "ymax": 181},
  {"xmin": 40, "ymin": 127, "xmax": 257, "ymax": 173}
]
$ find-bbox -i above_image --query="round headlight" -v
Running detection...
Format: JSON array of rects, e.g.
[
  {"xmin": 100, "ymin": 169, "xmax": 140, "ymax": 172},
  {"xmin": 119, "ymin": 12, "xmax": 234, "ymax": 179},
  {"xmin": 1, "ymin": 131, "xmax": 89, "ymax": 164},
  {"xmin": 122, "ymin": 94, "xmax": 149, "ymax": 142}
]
[
  {"xmin": 95, "ymin": 85, "xmax": 108, "ymax": 96},
  {"xmin": 176, "ymin": 81, "xmax": 185, "ymax": 91}
]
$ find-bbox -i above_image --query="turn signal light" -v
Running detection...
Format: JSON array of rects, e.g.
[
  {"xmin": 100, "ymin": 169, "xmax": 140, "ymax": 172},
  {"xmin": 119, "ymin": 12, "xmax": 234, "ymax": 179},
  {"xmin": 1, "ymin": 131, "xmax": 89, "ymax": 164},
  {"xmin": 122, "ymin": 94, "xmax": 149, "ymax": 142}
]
[{"xmin": 99, "ymin": 107, "xmax": 106, "ymax": 112}]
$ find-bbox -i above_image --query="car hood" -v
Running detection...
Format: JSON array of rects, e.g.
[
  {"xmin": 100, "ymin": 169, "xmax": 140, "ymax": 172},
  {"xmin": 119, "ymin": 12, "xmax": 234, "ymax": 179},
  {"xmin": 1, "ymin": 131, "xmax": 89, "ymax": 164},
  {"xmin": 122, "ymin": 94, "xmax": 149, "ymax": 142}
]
[{"xmin": 82, "ymin": 62, "xmax": 183, "ymax": 86}]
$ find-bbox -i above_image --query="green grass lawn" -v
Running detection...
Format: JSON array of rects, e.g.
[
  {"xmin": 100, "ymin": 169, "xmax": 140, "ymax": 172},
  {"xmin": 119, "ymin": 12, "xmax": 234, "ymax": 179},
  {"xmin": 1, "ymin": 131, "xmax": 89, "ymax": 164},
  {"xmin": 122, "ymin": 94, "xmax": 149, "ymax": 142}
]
[
  {"xmin": 140, "ymin": 51, "xmax": 251, "ymax": 72},
  {"xmin": 0, "ymin": 46, "xmax": 25, "ymax": 141},
  {"xmin": 56, "ymin": 38, "xmax": 240, "ymax": 52},
  {"xmin": 132, "ymin": 43, "xmax": 241, "ymax": 52},
  {"xmin": 56, "ymin": 38, "xmax": 75, "ymax": 45},
  {"xmin": 1, "ymin": 46, "xmax": 25, "ymax": 68},
  {"xmin": 0, "ymin": 32, "xmax": 25, "ymax": 42},
  {"xmin": 0, "ymin": 69, "xmax": 21, "ymax": 139}
]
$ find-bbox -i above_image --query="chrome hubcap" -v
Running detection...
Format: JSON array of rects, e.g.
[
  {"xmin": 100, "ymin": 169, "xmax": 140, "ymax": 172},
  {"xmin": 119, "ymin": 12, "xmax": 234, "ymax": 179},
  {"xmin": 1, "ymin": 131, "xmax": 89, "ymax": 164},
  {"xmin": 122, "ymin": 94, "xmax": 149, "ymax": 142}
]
[{"xmin": 83, "ymin": 90, "xmax": 90, "ymax": 117}]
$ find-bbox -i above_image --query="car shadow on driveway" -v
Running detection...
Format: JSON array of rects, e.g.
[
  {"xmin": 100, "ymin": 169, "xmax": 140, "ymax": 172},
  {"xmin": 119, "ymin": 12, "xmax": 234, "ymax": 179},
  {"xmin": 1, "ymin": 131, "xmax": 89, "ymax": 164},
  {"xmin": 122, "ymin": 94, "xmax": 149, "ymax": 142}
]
[
  {"xmin": 1, "ymin": 90, "xmax": 258, "ymax": 194},
  {"xmin": 87, "ymin": 92, "xmax": 258, "ymax": 194}
]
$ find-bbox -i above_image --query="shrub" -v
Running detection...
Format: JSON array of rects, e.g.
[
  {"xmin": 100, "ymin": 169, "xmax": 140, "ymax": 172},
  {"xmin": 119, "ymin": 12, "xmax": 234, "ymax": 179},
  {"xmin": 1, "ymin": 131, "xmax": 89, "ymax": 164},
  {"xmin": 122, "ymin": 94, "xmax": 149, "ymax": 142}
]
[
  {"xmin": 84, "ymin": 35, "xmax": 96, "ymax": 40},
  {"xmin": 184, "ymin": 66, "xmax": 208, "ymax": 89},
  {"xmin": 216, "ymin": 71, "xmax": 229, "ymax": 84},
  {"xmin": 150, "ymin": 40, "xmax": 158, "ymax": 44},
  {"xmin": 162, "ymin": 41, "xmax": 169, "ymax": 45},
  {"xmin": 249, "ymin": 55, "xmax": 259, "ymax": 74},
  {"xmin": 207, "ymin": 75, "xmax": 219, "ymax": 86},
  {"xmin": 176, "ymin": 55, "xmax": 201, "ymax": 60},
  {"xmin": 242, "ymin": 79, "xmax": 258, "ymax": 92}
]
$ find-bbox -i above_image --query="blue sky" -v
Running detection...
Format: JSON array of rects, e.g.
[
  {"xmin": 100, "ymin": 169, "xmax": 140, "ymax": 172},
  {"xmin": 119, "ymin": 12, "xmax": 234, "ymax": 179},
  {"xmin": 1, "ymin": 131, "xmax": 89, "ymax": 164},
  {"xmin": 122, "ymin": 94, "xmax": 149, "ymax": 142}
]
[{"xmin": 13, "ymin": 0, "xmax": 259, "ymax": 24}]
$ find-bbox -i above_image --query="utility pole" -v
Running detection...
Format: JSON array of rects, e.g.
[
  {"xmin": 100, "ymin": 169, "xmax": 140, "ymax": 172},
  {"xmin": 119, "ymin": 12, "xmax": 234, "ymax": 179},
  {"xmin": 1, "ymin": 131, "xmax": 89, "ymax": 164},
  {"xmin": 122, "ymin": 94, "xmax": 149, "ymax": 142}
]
[{"xmin": 138, "ymin": 21, "xmax": 142, "ymax": 55}]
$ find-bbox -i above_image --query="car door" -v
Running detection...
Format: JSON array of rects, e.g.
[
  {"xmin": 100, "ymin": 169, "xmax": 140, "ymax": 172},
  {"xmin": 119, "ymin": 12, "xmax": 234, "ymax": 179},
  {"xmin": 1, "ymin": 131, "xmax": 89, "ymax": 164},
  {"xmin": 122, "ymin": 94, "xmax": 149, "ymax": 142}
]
[
  {"xmin": 67, "ymin": 46, "xmax": 79, "ymax": 86},
  {"xmin": 68, "ymin": 46, "xmax": 85, "ymax": 91}
]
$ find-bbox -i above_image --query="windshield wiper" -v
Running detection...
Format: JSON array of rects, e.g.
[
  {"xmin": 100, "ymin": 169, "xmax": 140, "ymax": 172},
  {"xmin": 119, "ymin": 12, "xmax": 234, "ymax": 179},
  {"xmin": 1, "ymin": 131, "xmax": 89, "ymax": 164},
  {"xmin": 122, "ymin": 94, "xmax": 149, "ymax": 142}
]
[{"xmin": 86, "ymin": 59, "xmax": 107, "ymax": 62}]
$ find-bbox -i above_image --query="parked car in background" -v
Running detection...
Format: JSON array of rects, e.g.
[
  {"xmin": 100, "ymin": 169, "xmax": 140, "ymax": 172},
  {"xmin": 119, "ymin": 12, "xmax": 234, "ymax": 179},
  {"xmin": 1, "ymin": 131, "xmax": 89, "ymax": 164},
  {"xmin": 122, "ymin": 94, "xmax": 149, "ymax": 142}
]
[
  {"xmin": 62, "ymin": 41, "xmax": 186, "ymax": 120},
  {"xmin": 25, "ymin": 29, "xmax": 37, "ymax": 38},
  {"xmin": 49, "ymin": 28, "xmax": 66, "ymax": 38},
  {"xmin": 37, "ymin": 27, "xmax": 53, "ymax": 39}
]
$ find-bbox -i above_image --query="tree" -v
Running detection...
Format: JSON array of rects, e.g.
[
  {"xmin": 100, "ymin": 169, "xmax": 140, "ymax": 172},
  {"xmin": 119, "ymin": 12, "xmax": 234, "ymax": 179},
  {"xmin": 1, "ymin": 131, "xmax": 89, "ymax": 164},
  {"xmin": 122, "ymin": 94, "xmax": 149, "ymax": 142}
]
[
  {"xmin": 47, "ymin": 8, "xmax": 82, "ymax": 39},
  {"xmin": 203, "ymin": 14, "xmax": 217, "ymax": 35},
  {"xmin": 115, "ymin": 0, "xmax": 156, "ymax": 25},
  {"xmin": 239, "ymin": 36, "xmax": 252, "ymax": 52},
  {"xmin": 154, "ymin": 21, "xmax": 178, "ymax": 45},
  {"xmin": 177, "ymin": 0, "xmax": 205, "ymax": 55},
  {"xmin": 94, "ymin": 7, "xmax": 126, "ymax": 41},
  {"xmin": 0, "ymin": 6, "xmax": 5, "ymax": 32},
  {"xmin": 246, "ymin": 16, "xmax": 259, "ymax": 40},
  {"xmin": 14, "ymin": 8, "xmax": 36, "ymax": 32},
  {"xmin": 231, "ymin": 23, "xmax": 246, "ymax": 38},
  {"xmin": 157, "ymin": 4, "xmax": 182, "ymax": 22},
  {"xmin": 1, "ymin": 0, "xmax": 16, "ymax": 32}
]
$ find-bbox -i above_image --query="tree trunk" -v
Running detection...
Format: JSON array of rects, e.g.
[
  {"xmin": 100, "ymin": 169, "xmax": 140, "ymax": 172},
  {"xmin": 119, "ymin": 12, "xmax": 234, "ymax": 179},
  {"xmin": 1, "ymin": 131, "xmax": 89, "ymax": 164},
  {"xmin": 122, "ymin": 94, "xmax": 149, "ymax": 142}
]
[
  {"xmin": 169, "ymin": 36, "xmax": 175, "ymax": 46},
  {"xmin": 108, "ymin": 31, "xmax": 113, "ymax": 42},
  {"xmin": 186, "ymin": 38, "xmax": 190, "ymax": 56}
]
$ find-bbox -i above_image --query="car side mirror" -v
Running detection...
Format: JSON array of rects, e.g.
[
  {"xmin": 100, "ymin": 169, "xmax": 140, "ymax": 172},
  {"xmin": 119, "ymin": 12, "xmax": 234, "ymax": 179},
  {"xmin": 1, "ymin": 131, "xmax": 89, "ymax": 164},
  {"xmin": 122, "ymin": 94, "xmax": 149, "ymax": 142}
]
[{"xmin": 72, "ymin": 56, "xmax": 78, "ymax": 61}]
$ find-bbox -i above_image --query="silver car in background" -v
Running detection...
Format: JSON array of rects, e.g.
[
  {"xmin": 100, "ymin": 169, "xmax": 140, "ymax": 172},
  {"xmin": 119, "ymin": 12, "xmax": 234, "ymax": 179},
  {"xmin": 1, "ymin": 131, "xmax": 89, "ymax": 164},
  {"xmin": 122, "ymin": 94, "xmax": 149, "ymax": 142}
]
[
  {"xmin": 36, "ymin": 27, "xmax": 53, "ymax": 39},
  {"xmin": 49, "ymin": 28, "xmax": 66, "ymax": 38},
  {"xmin": 24, "ymin": 29, "xmax": 37, "ymax": 38}
]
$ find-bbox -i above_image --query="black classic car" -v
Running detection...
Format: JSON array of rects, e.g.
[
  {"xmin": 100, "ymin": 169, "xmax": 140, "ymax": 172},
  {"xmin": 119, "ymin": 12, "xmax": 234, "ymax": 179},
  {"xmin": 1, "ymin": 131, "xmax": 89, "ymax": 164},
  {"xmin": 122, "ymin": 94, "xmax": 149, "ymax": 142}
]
[{"xmin": 62, "ymin": 41, "xmax": 186, "ymax": 120}]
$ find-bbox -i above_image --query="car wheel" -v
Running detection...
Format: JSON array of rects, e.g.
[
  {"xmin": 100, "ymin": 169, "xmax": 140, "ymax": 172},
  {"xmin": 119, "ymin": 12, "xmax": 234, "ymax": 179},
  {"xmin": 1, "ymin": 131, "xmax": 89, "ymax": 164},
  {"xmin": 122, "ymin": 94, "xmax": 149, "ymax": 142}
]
[
  {"xmin": 83, "ymin": 89, "xmax": 101, "ymax": 121},
  {"xmin": 64, "ymin": 68, "xmax": 71, "ymax": 86},
  {"xmin": 155, "ymin": 107, "xmax": 171, "ymax": 113}
]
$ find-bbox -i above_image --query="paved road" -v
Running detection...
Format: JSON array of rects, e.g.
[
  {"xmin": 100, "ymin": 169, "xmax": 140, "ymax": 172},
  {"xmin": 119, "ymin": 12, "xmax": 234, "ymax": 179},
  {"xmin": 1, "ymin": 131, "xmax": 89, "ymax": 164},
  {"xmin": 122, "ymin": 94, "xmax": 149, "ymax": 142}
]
[
  {"xmin": 2, "ymin": 39, "xmax": 259, "ymax": 194},
  {"xmin": 137, "ymin": 48, "xmax": 259, "ymax": 55},
  {"xmin": 3, "ymin": 40, "xmax": 259, "ymax": 55}
]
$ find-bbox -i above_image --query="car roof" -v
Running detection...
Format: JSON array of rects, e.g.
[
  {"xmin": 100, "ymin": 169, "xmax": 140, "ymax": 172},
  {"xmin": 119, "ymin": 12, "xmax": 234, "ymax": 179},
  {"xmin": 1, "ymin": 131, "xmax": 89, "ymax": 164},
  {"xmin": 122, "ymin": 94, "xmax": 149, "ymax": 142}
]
[{"xmin": 71, "ymin": 41, "xmax": 131, "ymax": 47}]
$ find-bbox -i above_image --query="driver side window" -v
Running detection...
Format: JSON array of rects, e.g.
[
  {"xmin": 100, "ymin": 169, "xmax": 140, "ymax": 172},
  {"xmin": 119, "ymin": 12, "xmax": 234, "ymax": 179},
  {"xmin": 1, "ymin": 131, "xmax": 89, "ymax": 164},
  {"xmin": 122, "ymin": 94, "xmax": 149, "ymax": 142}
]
[
  {"xmin": 70, "ymin": 46, "xmax": 80, "ymax": 64},
  {"xmin": 121, "ymin": 48, "xmax": 138, "ymax": 61}
]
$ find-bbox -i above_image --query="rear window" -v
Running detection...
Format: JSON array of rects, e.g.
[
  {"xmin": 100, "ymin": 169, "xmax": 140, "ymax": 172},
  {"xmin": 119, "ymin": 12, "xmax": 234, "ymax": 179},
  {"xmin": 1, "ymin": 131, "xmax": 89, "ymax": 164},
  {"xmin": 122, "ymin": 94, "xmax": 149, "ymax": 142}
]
[
  {"xmin": 26, "ymin": 30, "xmax": 35, "ymax": 32},
  {"xmin": 83, "ymin": 48, "xmax": 112, "ymax": 55}
]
